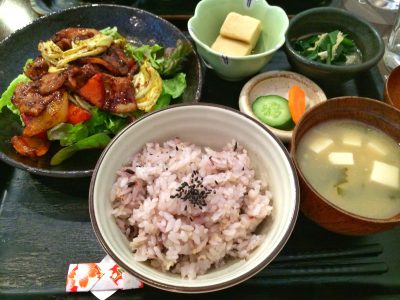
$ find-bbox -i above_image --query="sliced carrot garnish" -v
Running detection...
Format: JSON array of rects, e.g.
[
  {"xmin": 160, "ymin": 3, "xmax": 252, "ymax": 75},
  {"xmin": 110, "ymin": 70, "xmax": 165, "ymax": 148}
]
[{"xmin": 288, "ymin": 84, "xmax": 306, "ymax": 124}]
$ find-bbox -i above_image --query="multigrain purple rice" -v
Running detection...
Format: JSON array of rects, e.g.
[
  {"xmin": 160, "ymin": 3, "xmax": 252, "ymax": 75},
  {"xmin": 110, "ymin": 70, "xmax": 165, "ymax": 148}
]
[{"xmin": 111, "ymin": 138, "xmax": 273, "ymax": 279}]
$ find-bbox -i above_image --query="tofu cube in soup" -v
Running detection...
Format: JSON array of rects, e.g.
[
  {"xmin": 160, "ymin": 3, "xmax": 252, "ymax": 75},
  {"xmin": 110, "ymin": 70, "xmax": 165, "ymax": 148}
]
[
  {"xmin": 309, "ymin": 137, "xmax": 333, "ymax": 154},
  {"xmin": 328, "ymin": 152, "xmax": 354, "ymax": 165},
  {"xmin": 370, "ymin": 161, "xmax": 399, "ymax": 189}
]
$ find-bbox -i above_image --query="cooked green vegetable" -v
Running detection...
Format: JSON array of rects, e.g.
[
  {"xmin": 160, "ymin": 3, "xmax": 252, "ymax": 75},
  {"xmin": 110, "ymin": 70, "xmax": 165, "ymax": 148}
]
[
  {"xmin": 252, "ymin": 95, "xmax": 295, "ymax": 130},
  {"xmin": 50, "ymin": 132, "xmax": 111, "ymax": 165},
  {"xmin": 293, "ymin": 30, "xmax": 362, "ymax": 65},
  {"xmin": 334, "ymin": 167, "xmax": 349, "ymax": 196}
]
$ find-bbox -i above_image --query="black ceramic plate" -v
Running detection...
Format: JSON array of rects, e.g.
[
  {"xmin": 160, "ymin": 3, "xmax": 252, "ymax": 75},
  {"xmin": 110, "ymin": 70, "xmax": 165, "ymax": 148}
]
[{"xmin": 0, "ymin": 4, "xmax": 203, "ymax": 177}]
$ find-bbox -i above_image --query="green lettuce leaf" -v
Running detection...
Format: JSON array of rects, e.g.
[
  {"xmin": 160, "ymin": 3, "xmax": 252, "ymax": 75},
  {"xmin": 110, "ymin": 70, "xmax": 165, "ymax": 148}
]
[
  {"xmin": 162, "ymin": 72, "xmax": 186, "ymax": 99},
  {"xmin": 125, "ymin": 43, "xmax": 163, "ymax": 65},
  {"xmin": 0, "ymin": 74, "xmax": 30, "ymax": 115},
  {"xmin": 124, "ymin": 40, "xmax": 192, "ymax": 77},
  {"xmin": 104, "ymin": 115, "xmax": 128, "ymax": 134},
  {"xmin": 47, "ymin": 123, "xmax": 89, "ymax": 146},
  {"xmin": 100, "ymin": 26, "xmax": 124, "ymax": 40},
  {"xmin": 151, "ymin": 72, "xmax": 187, "ymax": 111},
  {"xmin": 85, "ymin": 107, "xmax": 128, "ymax": 135},
  {"xmin": 48, "ymin": 106, "xmax": 127, "ymax": 148},
  {"xmin": 153, "ymin": 93, "xmax": 172, "ymax": 111},
  {"xmin": 159, "ymin": 40, "xmax": 192, "ymax": 76}
]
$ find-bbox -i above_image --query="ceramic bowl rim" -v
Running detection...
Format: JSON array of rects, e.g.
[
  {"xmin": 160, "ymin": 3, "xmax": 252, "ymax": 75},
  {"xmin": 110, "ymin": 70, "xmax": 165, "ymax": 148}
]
[
  {"xmin": 291, "ymin": 96, "xmax": 400, "ymax": 224},
  {"xmin": 284, "ymin": 7, "xmax": 385, "ymax": 72},
  {"xmin": 188, "ymin": 0, "xmax": 289, "ymax": 60},
  {"xmin": 89, "ymin": 102, "xmax": 300, "ymax": 293}
]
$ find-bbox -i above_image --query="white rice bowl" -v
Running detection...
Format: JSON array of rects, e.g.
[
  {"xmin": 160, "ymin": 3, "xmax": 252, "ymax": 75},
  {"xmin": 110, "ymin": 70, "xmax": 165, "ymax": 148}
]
[{"xmin": 90, "ymin": 104, "xmax": 299, "ymax": 293}]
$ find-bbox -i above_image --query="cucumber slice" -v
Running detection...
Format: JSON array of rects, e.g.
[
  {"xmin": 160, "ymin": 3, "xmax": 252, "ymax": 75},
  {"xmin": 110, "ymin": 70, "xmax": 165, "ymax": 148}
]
[{"xmin": 252, "ymin": 95, "xmax": 295, "ymax": 130}]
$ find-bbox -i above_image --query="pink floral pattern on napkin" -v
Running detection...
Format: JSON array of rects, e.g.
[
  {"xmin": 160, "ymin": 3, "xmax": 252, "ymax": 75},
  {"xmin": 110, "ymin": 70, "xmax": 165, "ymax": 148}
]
[{"xmin": 66, "ymin": 262, "xmax": 142, "ymax": 292}]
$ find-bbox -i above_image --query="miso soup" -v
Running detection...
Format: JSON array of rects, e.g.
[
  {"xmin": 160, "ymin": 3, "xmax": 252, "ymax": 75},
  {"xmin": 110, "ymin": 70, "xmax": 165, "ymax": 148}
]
[{"xmin": 296, "ymin": 119, "xmax": 400, "ymax": 219}]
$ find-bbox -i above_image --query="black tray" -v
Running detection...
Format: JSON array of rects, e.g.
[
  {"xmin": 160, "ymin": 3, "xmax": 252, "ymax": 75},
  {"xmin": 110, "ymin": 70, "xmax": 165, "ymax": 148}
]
[
  {"xmin": 31, "ymin": 0, "xmax": 340, "ymax": 16},
  {"xmin": 1, "ymin": 45, "xmax": 400, "ymax": 299}
]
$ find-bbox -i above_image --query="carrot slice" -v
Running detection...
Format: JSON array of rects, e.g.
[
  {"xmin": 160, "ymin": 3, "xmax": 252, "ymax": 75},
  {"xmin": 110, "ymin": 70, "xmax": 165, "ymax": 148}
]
[
  {"xmin": 78, "ymin": 73, "xmax": 104, "ymax": 108},
  {"xmin": 11, "ymin": 135, "xmax": 50, "ymax": 158},
  {"xmin": 288, "ymin": 84, "xmax": 306, "ymax": 124},
  {"xmin": 67, "ymin": 102, "xmax": 92, "ymax": 124}
]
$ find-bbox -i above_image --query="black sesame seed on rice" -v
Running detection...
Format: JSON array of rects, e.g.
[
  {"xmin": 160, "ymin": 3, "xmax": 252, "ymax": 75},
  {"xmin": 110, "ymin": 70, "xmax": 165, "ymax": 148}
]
[{"xmin": 170, "ymin": 172, "xmax": 215, "ymax": 208}]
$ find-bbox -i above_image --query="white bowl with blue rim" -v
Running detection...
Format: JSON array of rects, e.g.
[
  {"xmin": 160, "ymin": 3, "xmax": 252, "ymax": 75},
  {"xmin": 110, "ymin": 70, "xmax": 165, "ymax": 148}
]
[{"xmin": 188, "ymin": 0, "xmax": 289, "ymax": 81}]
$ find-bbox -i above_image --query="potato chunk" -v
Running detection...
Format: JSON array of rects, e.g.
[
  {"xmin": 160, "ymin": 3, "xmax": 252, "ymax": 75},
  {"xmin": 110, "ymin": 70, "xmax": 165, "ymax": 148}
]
[{"xmin": 23, "ymin": 91, "xmax": 68, "ymax": 136}]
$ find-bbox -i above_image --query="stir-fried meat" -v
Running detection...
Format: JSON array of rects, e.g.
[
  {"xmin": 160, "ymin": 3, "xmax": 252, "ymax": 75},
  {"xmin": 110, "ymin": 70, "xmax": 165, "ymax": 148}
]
[
  {"xmin": 11, "ymin": 135, "xmax": 50, "ymax": 159},
  {"xmin": 51, "ymin": 27, "xmax": 100, "ymax": 51},
  {"xmin": 24, "ymin": 57, "xmax": 49, "ymax": 81},
  {"xmin": 101, "ymin": 44, "xmax": 137, "ymax": 76},
  {"xmin": 12, "ymin": 82, "xmax": 65, "ymax": 117},
  {"xmin": 102, "ymin": 73, "xmax": 136, "ymax": 113},
  {"xmin": 16, "ymin": 28, "xmax": 139, "ymax": 120},
  {"xmin": 76, "ymin": 57, "xmax": 118, "ymax": 75},
  {"xmin": 77, "ymin": 44, "xmax": 137, "ymax": 76},
  {"xmin": 38, "ymin": 72, "xmax": 67, "ymax": 95},
  {"xmin": 23, "ymin": 91, "xmax": 68, "ymax": 137},
  {"xmin": 65, "ymin": 63, "xmax": 101, "ymax": 91}
]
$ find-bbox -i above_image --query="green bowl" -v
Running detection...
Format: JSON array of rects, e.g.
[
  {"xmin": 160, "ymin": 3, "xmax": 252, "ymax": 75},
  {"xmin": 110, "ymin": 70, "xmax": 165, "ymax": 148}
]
[
  {"xmin": 284, "ymin": 7, "xmax": 384, "ymax": 84},
  {"xmin": 188, "ymin": 0, "xmax": 289, "ymax": 81}
]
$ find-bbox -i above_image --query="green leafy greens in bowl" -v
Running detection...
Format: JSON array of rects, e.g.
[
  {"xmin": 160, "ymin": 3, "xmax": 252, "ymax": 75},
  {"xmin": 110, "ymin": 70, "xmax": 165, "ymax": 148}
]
[{"xmin": 293, "ymin": 30, "xmax": 362, "ymax": 65}]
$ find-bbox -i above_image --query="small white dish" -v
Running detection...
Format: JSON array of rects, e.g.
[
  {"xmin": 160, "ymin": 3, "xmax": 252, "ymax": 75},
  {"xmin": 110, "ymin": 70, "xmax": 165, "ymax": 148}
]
[{"xmin": 239, "ymin": 71, "xmax": 327, "ymax": 143}]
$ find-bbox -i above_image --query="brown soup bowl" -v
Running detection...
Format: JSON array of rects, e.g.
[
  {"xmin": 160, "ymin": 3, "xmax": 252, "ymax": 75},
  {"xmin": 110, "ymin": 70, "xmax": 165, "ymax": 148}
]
[
  {"xmin": 384, "ymin": 65, "xmax": 400, "ymax": 110},
  {"xmin": 290, "ymin": 96, "xmax": 400, "ymax": 236}
]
